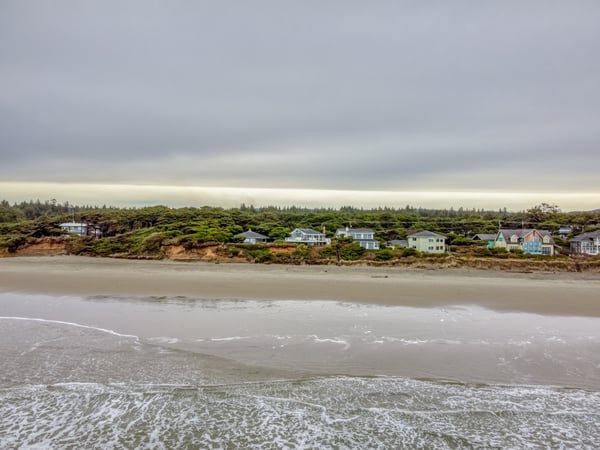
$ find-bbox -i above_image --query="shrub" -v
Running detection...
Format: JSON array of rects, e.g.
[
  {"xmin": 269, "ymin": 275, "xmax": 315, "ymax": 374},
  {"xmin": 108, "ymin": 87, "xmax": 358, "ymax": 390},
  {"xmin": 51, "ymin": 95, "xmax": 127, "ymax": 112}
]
[
  {"xmin": 245, "ymin": 246, "xmax": 274, "ymax": 263},
  {"xmin": 293, "ymin": 244, "xmax": 310, "ymax": 259},
  {"xmin": 375, "ymin": 248, "xmax": 396, "ymax": 261},
  {"xmin": 5, "ymin": 235, "xmax": 28, "ymax": 253},
  {"xmin": 401, "ymin": 247, "xmax": 419, "ymax": 257},
  {"xmin": 340, "ymin": 242, "xmax": 366, "ymax": 261},
  {"xmin": 451, "ymin": 237, "xmax": 474, "ymax": 246},
  {"xmin": 142, "ymin": 232, "xmax": 165, "ymax": 253}
]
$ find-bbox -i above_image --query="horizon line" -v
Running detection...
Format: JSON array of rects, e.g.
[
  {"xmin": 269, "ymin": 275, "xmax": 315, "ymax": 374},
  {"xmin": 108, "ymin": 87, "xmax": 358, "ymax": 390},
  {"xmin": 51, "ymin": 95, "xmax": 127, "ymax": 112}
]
[{"xmin": 1, "ymin": 182, "xmax": 599, "ymax": 212}]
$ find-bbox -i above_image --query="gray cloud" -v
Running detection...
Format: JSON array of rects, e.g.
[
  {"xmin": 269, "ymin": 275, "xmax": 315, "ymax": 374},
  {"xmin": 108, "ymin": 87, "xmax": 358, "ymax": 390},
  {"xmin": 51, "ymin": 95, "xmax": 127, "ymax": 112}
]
[{"xmin": 1, "ymin": 1, "xmax": 600, "ymax": 198}]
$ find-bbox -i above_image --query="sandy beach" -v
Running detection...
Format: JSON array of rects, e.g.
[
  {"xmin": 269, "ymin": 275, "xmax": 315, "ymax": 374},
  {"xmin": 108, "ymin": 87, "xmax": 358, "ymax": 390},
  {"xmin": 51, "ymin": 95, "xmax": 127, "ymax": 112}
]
[
  {"xmin": 1, "ymin": 255, "xmax": 599, "ymax": 316},
  {"xmin": 2, "ymin": 256, "xmax": 600, "ymax": 447}
]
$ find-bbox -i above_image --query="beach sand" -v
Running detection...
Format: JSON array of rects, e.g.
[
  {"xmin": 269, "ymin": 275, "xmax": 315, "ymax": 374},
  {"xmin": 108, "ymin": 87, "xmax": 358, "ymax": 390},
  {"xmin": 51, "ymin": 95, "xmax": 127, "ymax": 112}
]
[{"xmin": 1, "ymin": 256, "xmax": 599, "ymax": 316}]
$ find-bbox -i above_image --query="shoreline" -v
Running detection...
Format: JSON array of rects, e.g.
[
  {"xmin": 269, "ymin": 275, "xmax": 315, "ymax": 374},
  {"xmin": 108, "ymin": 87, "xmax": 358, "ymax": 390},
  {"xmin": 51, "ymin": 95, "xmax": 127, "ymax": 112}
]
[{"xmin": 1, "ymin": 256, "xmax": 599, "ymax": 317}]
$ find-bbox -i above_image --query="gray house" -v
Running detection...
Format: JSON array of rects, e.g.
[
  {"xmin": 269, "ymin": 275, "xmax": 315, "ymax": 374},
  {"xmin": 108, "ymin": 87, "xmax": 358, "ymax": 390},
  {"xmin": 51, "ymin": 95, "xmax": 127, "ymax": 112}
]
[
  {"xmin": 569, "ymin": 230, "xmax": 600, "ymax": 256},
  {"xmin": 388, "ymin": 239, "xmax": 408, "ymax": 248},
  {"xmin": 334, "ymin": 227, "xmax": 380, "ymax": 249},
  {"xmin": 285, "ymin": 228, "xmax": 330, "ymax": 246},
  {"xmin": 559, "ymin": 225, "xmax": 573, "ymax": 238},
  {"xmin": 472, "ymin": 233, "xmax": 497, "ymax": 248},
  {"xmin": 235, "ymin": 230, "xmax": 270, "ymax": 244}
]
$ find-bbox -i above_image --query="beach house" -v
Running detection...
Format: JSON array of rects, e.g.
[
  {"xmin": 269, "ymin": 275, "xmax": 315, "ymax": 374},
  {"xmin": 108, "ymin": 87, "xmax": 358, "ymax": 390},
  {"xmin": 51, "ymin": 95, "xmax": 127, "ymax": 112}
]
[
  {"xmin": 334, "ymin": 227, "xmax": 380, "ymax": 249},
  {"xmin": 407, "ymin": 231, "xmax": 447, "ymax": 253},
  {"xmin": 569, "ymin": 230, "xmax": 600, "ymax": 256},
  {"xmin": 59, "ymin": 222, "xmax": 88, "ymax": 237},
  {"xmin": 493, "ymin": 229, "xmax": 555, "ymax": 255},
  {"xmin": 235, "ymin": 230, "xmax": 270, "ymax": 244},
  {"xmin": 285, "ymin": 228, "xmax": 330, "ymax": 246}
]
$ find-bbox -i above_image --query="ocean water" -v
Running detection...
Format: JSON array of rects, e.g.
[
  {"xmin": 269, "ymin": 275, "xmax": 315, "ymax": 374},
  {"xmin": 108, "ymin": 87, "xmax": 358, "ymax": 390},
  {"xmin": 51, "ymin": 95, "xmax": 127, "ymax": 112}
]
[{"xmin": 1, "ymin": 293, "xmax": 599, "ymax": 449}]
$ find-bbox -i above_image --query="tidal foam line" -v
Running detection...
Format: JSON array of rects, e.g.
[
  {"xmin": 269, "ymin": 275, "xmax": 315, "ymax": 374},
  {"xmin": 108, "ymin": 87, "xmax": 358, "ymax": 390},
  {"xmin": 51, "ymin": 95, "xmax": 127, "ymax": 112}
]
[{"xmin": 0, "ymin": 317, "xmax": 140, "ymax": 341}]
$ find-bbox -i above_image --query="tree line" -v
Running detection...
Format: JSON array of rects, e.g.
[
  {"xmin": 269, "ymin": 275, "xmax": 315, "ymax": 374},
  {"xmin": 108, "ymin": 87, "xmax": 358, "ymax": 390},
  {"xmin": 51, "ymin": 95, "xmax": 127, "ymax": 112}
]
[{"xmin": 1, "ymin": 199, "xmax": 599, "ymax": 255}]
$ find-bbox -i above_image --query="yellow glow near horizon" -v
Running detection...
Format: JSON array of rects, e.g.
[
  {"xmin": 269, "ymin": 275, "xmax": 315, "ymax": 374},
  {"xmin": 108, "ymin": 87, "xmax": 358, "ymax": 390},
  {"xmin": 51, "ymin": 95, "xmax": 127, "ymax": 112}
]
[{"xmin": 1, "ymin": 182, "xmax": 598, "ymax": 211}]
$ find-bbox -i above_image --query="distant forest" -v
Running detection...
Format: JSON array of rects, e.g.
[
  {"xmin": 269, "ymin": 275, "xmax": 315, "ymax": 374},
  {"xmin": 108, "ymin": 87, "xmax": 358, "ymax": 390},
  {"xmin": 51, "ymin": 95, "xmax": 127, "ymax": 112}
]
[{"xmin": 1, "ymin": 199, "xmax": 599, "ymax": 256}]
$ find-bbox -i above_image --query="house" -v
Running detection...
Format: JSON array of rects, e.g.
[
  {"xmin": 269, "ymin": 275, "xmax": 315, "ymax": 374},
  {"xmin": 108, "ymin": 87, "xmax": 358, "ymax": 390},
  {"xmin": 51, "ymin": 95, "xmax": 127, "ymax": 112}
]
[
  {"xmin": 407, "ymin": 231, "xmax": 447, "ymax": 253},
  {"xmin": 334, "ymin": 227, "xmax": 380, "ymax": 249},
  {"xmin": 285, "ymin": 228, "xmax": 330, "ymax": 246},
  {"xmin": 472, "ymin": 233, "xmax": 497, "ymax": 248},
  {"xmin": 558, "ymin": 225, "xmax": 573, "ymax": 239},
  {"xmin": 59, "ymin": 222, "xmax": 88, "ymax": 237},
  {"xmin": 493, "ymin": 229, "xmax": 555, "ymax": 255},
  {"xmin": 388, "ymin": 239, "xmax": 408, "ymax": 248},
  {"xmin": 235, "ymin": 230, "xmax": 270, "ymax": 244},
  {"xmin": 569, "ymin": 230, "xmax": 600, "ymax": 256}
]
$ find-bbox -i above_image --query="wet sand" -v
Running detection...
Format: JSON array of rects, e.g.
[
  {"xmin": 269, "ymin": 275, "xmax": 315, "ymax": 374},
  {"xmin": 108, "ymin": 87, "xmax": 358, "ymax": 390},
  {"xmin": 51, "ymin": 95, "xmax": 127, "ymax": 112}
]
[{"xmin": 1, "ymin": 256, "xmax": 599, "ymax": 316}]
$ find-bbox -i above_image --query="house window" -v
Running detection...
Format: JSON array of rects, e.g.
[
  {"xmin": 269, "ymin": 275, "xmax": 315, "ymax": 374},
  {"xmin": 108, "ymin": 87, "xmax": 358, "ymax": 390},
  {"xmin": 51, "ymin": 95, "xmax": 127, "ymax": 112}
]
[{"xmin": 428, "ymin": 246, "xmax": 434, "ymax": 250}]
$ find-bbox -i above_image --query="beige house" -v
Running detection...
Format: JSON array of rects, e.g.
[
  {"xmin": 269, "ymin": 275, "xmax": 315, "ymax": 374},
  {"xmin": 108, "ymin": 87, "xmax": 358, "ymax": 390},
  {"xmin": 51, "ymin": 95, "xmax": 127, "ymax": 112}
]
[{"xmin": 407, "ymin": 231, "xmax": 447, "ymax": 253}]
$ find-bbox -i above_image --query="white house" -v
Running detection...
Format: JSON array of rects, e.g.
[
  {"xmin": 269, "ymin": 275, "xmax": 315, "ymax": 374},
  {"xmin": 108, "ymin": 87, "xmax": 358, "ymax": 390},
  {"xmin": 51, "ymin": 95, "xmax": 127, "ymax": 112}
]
[
  {"xmin": 235, "ymin": 230, "xmax": 270, "ymax": 244},
  {"xmin": 334, "ymin": 227, "xmax": 380, "ymax": 249},
  {"xmin": 285, "ymin": 228, "xmax": 330, "ymax": 246},
  {"xmin": 407, "ymin": 231, "xmax": 447, "ymax": 253},
  {"xmin": 569, "ymin": 230, "xmax": 600, "ymax": 256},
  {"xmin": 59, "ymin": 222, "xmax": 88, "ymax": 237}
]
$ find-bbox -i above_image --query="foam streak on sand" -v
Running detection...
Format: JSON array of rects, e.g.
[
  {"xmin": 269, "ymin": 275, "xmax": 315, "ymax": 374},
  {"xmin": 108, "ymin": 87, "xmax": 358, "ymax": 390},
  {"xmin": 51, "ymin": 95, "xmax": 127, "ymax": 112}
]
[{"xmin": 0, "ymin": 316, "xmax": 139, "ymax": 341}]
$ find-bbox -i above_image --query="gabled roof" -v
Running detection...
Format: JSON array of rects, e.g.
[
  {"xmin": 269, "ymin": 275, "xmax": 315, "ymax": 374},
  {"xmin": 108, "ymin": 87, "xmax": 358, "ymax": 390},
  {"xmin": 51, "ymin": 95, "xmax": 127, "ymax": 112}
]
[
  {"xmin": 570, "ymin": 230, "xmax": 600, "ymax": 241},
  {"xmin": 294, "ymin": 228, "xmax": 323, "ymax": 235},
  {"xmin": 498, "ymin": 229, "xmax": 554, "ymax": 244},
  {"xmin": 335, "ymin": 228, "xmax": 374, "ymax": 234},
  {"xmin": 236, "ymin": 230, "xmax": 269, "ymax": 239},
  {"xmin": 472, "ymin": 233, "xmax": 496, "ymax": 241},
  {"xmin": 407, "ymin": 230, "xmax": 446, "ymax": 238}
]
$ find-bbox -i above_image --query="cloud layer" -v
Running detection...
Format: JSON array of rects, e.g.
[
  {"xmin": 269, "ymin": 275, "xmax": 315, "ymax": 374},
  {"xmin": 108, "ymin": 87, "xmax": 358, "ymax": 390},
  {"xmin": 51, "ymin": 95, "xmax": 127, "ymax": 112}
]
[{"xmin": 1, "ymin": 1, "xmax": 599, "ymax": 202}]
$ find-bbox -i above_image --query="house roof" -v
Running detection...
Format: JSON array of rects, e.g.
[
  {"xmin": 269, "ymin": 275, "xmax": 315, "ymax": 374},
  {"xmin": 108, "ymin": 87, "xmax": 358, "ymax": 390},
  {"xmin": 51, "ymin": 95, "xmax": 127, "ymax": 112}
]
[
  {"xmin": 408, "ymin": 230, "xmax": 446, "ymax": 238},
  {"xmin": 498, "ymin": 229, "xmax": 555, "ymax": 244},
  {"xmin": 335, "ymin": 228, "xmax": 374, "ymax": 234},
  {"xmin": 236, "ymin": 230, "xmax": 269, "ymax": 239},
  {"xmin": 59, "ymin": 222, "xmax": 87, "ymax": 227},
  {"xmin": 472, "ymin": 233, "xmax": 496, "ymax": 241},
  {"xmin": 389, "ymin": 239, "xmax": 408, "ymax": 247},
  {"xmin": 570, "ymin": 230, "xmax": 600, "ymax": 241},
  {"xmin": 294, "ymin": 228, "xmax": 323, "ymax": 235}
]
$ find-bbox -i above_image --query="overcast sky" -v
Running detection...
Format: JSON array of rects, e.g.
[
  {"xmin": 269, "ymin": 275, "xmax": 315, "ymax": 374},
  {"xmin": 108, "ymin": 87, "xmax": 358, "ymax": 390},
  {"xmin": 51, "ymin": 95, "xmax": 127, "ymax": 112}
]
[{"xmin": 1, "ymin": 1, "xmax": 599, "ymax": 209}]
